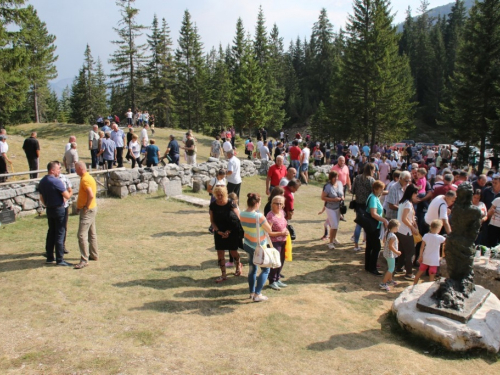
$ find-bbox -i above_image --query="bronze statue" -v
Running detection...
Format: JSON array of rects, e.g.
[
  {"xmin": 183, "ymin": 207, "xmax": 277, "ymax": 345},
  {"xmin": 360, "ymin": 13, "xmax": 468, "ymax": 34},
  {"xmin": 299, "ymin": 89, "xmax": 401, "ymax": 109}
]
[{"xmin": 433, "ymin": 182, "xmax": 482, "ymax": 310}]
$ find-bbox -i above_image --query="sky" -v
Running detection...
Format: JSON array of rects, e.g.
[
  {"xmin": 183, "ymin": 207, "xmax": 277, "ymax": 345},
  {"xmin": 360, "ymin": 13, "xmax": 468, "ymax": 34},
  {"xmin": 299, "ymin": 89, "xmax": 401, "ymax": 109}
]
[{"xmin": 30, "ymin": 0, "xmax": 454, "ymax": 82}]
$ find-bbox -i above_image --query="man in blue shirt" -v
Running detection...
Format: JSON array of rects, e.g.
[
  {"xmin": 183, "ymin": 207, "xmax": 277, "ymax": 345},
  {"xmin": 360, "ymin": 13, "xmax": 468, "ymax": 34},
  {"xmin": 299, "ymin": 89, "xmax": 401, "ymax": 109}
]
[
  {"xmin": 110, "ymin": 123, "xmax": 126, "ymax": 167},
  {"xmin": 165, "ymin": 134, "xmax": 180, "ymax": 165},
  {"xmin": 98, "ymin": 132, "xmax": 116, "ymax": 169},
  {"xmin": 38, "ymin": 161, "xmax": 73, "ymax": 266}
]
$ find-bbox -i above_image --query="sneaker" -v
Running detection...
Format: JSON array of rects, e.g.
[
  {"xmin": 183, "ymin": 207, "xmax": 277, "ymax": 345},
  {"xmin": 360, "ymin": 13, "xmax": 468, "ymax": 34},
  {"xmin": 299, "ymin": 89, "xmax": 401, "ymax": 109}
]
[
  {"xmin": 379, "ymin": 283, "xmax": 390, "ymax": 291},
  {"xmin": 394, "ymin": 269, "xmax": 405, "ymax": 275},
  {"xmin": 327, "ymin": 243, "xmax": 336, "ymax": 249},
  {"xmin": 404, "ymin": 274, "xmax": 415, "ymax": 281},
  {"xmin": 353, "ymin": 247, "xmax": 362, "ymax": 252},
  {"xmin": 333, "ymin": 239, "xmax": 340, "ymax": 245},
  {"xmin": 276, "ymin": 280, "xmax": 288, "ymax": 288},
  {"xmin": 388, "ymin": 280, "xmax": 399, "ymax": 286},
  {"xmin": 350, "ymin": 236, "xmax": 355, "ymax": 242},
  {"xmin": 269, "ymin": 282, "xmax": 281, "ymax": 290},
  {"xmin": 225, "ymin": 262, "xmax": 234, "ymax": 268},
  {"xmin": 253, "ymin": 294, "xmax": 269, "ymax": 302},
  {"xmin": 320, "ymin": 236, "xmax": 328, "ymax": 241}
]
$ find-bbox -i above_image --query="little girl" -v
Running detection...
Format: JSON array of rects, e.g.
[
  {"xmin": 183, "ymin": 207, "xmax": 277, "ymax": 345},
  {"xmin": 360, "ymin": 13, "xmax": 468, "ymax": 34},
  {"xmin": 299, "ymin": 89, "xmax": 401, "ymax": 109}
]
[
  {"xmin": 414, "ymin": 219, "xmax": 446, "ymax": 284},
  {"xmin": 380, "ymin": 219, "xmax": 401, "ymax": 291},
  {"xmin": 415, "ymin": 168, "xmax": 427, "ymax": 196}
]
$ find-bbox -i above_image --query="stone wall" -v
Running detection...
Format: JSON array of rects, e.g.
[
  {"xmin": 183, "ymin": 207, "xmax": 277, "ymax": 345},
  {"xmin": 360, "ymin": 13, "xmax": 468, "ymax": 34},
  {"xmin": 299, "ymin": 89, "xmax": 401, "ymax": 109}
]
[{"xmin": 0, "ymin": 157, "xmax": 332, "ymax": 216}]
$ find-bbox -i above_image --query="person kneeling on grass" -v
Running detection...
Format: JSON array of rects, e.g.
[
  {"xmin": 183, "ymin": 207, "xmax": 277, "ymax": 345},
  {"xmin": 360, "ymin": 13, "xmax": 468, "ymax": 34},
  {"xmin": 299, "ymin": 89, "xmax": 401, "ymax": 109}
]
[
  {"xmin": 380, "ymin": 219, "xmax": 402, "ymax": 291},
  {"xmin": 414, "ymin": 219, "xmax": 446, "ymax": 285}
]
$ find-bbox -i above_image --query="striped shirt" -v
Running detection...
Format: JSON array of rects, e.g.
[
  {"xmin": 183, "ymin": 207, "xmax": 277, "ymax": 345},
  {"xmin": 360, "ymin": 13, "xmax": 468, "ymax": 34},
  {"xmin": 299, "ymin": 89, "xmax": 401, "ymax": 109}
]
[{"xmin": 240, "ymin": 211, "xmax": 268, "ymax": 248}]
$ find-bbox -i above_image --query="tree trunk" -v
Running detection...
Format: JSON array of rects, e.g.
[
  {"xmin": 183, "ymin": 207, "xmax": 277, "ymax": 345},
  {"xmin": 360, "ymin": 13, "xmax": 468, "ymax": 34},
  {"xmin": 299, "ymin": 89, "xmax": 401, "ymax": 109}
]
[{"xmin": 34, "ymin": 84, "xmax": 39, "ymax": 123}]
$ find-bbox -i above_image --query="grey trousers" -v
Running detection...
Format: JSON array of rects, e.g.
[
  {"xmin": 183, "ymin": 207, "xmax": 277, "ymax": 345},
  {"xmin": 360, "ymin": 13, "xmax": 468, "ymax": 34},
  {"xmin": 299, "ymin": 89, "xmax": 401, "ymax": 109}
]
[{"xmin": 78, "ymin": 207, "xmax": 99, "ymax": 262}]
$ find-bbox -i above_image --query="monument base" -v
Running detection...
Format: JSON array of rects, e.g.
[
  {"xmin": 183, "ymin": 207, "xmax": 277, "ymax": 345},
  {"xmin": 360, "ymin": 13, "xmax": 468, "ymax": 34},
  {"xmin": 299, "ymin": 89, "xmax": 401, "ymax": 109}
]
[
  {"xmin": 392, "ymin": 282, "xmax": 500, "ymax": 353},
  {"xmin": 416, "ymin": 281, "xmax": 490, "ymax": 323}
]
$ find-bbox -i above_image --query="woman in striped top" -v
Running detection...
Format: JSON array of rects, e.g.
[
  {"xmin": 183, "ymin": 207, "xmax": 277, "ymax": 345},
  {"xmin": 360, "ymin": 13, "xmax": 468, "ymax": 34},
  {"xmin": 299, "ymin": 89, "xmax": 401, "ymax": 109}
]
[{"xmin": 240, "ymin": 193, "xmax": 288, "ymax": 302}]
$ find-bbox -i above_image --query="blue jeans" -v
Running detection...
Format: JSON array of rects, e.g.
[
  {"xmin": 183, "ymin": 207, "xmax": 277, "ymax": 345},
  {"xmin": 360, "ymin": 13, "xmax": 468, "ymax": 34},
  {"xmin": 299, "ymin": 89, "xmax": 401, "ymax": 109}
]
[
  {"xmin": 291, "ymin": 160, "xmax": 300, "ymax": 178},
  {"xmin": 354, "ymin": 224, "xmax": 362, "ymax": 244},
  {"xmin": 243, "ymin": 243, "xmax": 270, "ymax": 295}
]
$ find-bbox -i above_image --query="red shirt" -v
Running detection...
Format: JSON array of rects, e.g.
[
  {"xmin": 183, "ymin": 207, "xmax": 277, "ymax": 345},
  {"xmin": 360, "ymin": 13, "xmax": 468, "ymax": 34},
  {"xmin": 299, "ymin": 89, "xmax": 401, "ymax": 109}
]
[
  {"xmin": 289, "ymin": 146, "xmax": 302, "ymax": 161},
  {"xmin": 432, "ymin": 183, "xmax": 457, "ymax": 198},
  {"xmin": 284, "ymin": 186, "xmax": 294, "ymax": 215},
  {"xmin": 268, "ymin": 164, "xmax": 287, "ymax": 186}
]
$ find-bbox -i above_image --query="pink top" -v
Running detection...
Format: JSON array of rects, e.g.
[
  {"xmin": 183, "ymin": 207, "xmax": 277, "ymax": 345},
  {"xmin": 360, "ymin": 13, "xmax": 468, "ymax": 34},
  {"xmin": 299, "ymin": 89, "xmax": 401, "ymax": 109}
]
[
  {"xmin": 416, "ymin": 176, "xmax": 427, "ymax": 194},
  {"xmin": 266, "ymin": 210, "xmax": 288, "ymax": 242},
  {"xmin": 331, "ymin": 164, "xmax": 350, "ymax": 186}
]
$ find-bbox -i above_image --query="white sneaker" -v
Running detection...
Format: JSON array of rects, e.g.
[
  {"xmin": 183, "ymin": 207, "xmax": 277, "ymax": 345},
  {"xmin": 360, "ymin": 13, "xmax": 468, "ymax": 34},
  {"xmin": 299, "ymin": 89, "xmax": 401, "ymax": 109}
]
[
  {"xmin": 328, "ymin": 243, "xmax": 335, "ymax": 249},
  {"xmin": 353, "ymin": 247, "xmax": 362, "ymax": 251},
  {"xmin": 333, "ymin": 239, "xmax": 340, "ymax": 245}
]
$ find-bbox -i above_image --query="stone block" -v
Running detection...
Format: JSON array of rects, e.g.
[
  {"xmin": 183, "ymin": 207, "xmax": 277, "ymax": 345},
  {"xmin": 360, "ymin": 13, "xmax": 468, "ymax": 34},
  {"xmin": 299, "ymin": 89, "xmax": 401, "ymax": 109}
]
[
  {"xmin": 18, "ymin": 209, "xmax": 37, "ymax": 218},
  {"xmin": 110, "ymin": 170, "xmax": 132, "ymax": 182},
  {"xmin": 26, "ymin": 192, "xmax": 40, "ymax": 200},
  {"xmin": 152, "ymin": 169, "xmax": 159, "ymax": 178},
  {"xmin": 128, "ymin": 184, "xmax": 137, "ymax": 193},
  {"xmin": 136, "ymin": 189, "xmax": 148, "ymax": 194},
  {"xmin": 207, "ymin": 157, "xmax": 220, "ymax": 162},
  {"xmin": 136, "ymin": 182, "xmax": 148, "ymax": 190},
  {"xmin": 1, "ymin": 199, "xmax": 13, "ymax": 209},
  {"xmin": 141, "ymin": 172, "xmax": 153, "ymax": 182},
  {"xmin": 130, "ymin": 168, "xmax": 140, "ymax": 180},
  {"xmin": 166, "ymin": 169, "xmax": 179, "ymax": 177},
  {"xmin": 23, "ymin": 198, "xmax": 39, "ymax": 210},
  {"xmin": 12, "ymin": 205, "xmax": 22, "ymax": 215},
  {"xmin": 109, "ymin": 185, "xmax": 129, "ymax": 198},
  {"xmin": 192, "ymin": 179, "xmax": 203, "ymax": 193},
  {"xmin": 14, "ymin": 195, "xmax": 26, "ymax": 205},
  {"xmin": 148, "ymin": 180, "xmax": 158, "ymax": 194},
  {"xmin": 0, "ymin": 189, "xmax": 16, "ymax": 200},
  {"xmin": 393, "ymin": 282, "xmax": 500, "ymax": 353},
  {"xmin": 164, "ymin": 178, "xmax": 182, "ymax": 197},
  {"xmin": 15, "ymin": 185, "xmax": 37, "ymax": 195}
]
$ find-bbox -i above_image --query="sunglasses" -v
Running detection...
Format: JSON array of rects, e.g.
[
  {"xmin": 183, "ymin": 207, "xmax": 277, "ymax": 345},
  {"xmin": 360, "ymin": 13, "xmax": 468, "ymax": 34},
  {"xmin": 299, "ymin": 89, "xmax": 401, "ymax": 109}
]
[{"xmin": 272, "ymin": 202, "xmax": 284, "ymax": 206}]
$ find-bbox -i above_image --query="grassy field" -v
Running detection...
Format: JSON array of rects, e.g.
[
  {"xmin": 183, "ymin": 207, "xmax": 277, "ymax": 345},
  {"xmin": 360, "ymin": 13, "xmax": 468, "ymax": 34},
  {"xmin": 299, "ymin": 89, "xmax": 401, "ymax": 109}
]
[{"xmin": 0, "ymin": 123, "xmax": 499, "ymax": 374}]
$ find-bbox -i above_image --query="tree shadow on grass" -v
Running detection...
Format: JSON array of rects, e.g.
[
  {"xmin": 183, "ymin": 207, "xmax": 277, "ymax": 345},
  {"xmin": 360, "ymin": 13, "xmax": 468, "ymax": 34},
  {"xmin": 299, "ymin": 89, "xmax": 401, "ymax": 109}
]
[
  {"xmin": 0, "ymin": 252, "xmax": 41, "ymax": 261},
  {"xmin": 0, "ymin": 259, "xmax": 46, "ymax": 272},
  {"xmin": 114, "ymin": 274, "xmax": 246, "ymax": 290},
  {"xmin": 173, "ymin": 287, "xmax": 248, "ymax": 299},
  {"xmin": 306, "ymin": 329, "xmax": 386, "ymax": 351},
  {"xmin": 131, "ymin": 298, "xmax": 244, "ymax": 316},
  {"xmin": 154, "ymin": 260, "xmax": 219, "ymax": 272},
  {"xmin": 151, "ymin": 230, "xmax": 207, "ymax": 238}
]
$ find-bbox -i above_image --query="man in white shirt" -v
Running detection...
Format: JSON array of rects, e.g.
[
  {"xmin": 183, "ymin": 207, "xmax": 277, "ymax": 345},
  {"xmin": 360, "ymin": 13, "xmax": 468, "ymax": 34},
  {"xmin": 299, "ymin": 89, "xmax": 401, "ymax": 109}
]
[
  {"xmin": 349, "ymin": 142, "xmax": 360, "ymax": 158},
  {"xmin": 139, "ymin": 124, "xmax": 149, "ymax": 147},
  {"xmin": 88, "ymin": 125, "xmax": 99, "ymax": 169},
  {"xmin": 425, "ymin": 190, "xmax": 457, "ymax": 234},
  {"xmin": 226, "ymin": 149, "xmax": 241, "ymax": 199},
  {"xmin": 300, "ymin": 143, "xmax": 311, "ymax": 185},
  {"xmin": 222, "ymin": 139, "xmax": 233, "ymax": 154},
  {"xmin": 260, "ymin": 144, "xmax": 270, "ymax": 161},
  {"xmin": 111, "ymin": 123, "xmax": 126, "ymax": 167},
  {"xmin": 125, "ymin": 108, "xmax": 133, "ymax": 126}
]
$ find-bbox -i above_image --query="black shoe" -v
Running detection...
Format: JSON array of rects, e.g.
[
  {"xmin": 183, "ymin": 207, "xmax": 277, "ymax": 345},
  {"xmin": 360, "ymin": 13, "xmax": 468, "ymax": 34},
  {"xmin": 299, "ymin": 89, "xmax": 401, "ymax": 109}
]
[
  {"xmin": 280, "ymin": 274, "xmax": 285, "ymax": 279},
  {"xmin": 208, "ymin": 226, "xmax": 214, "ymax": 234},
  {"xmin": 369, "ymin": 270, "xmax": 383, "ymax": 276},
  {"xmin": 57, "ymin": 261, "xmax": 73, "ymax": 267},
  {"xmin": 64, "ymin": 250, "xmax": 69, "ymax": 254}
]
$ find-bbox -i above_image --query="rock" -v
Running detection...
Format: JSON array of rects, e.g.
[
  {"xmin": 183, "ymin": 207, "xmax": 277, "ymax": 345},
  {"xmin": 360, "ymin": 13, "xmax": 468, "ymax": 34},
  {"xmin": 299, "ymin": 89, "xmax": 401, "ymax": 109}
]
[
  {"xmin": 192, "ymin": 179, "xmax": 203, "ymax": 193},
  {"xmin": 18, "ymin": 209, "xmax": 37, "ymax": 218},
  {"xmin": 22, "ymin": 198, "xmax": 39, "ymax": 210},
  {"xmin": 207, "ymin": 157, "xmax": 220, "ymax": 162},
  {"xmin": 136, "ymin": 182, "xmax": 148, "ymax": 190},
  {"xmin": 141, "ymin": 172, "xmax": 153, "ymax": 182},
  {"xmin": 128, "ymin": 184, "xmax": 137, "ymax": 194},
  {"xmin": 110, "ymin": 170, "xmax": 132, "ymax": 182},
  {"xmin": 148, "ymin": 180, "xmax": 158, "ymax": 194},
  {"xmin": 14, "ymin": 195, "xmax": 26, "ymax": 205},
  {"xmin": 15, "ymin": 185, "xmax": 37, "ymax": 195},
  {"xmin": 0, "ymin": 189, "xmax": 16, "ymax": 200},
  {"xmin": 12, "ymin": 205, "xmax": 21, "ymax": 215},
  {"xmin": 166, "ymin": 169, "xmax": 179, "ymax": 178},
  {"xmin": 164, "ymin": 178, "xmax": 182, "ymax": 197},
  {"xmin": 1, "ymin": 199, "xmax": 13, "ymax": 209},
  {"xmin": 109, "ymin": 186, "xmax": 129, "ymax": 199},
  {"xmin": 129, "ymin": 168, "xmax": 140, "ymax": 180},
  {"xmin": 26, "ymin": 192, "xmax": 40, "ymax": 200},
  {"xmin": 392, "ymin": 282, "xmax": 500, "ymax": 353}
]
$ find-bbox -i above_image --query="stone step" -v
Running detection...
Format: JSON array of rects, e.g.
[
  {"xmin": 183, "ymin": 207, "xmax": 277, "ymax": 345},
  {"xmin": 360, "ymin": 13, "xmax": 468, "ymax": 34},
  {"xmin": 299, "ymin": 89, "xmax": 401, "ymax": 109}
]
[{"xmin": 171, "ymin": 194, "xmax": 210, "ymax": 208}]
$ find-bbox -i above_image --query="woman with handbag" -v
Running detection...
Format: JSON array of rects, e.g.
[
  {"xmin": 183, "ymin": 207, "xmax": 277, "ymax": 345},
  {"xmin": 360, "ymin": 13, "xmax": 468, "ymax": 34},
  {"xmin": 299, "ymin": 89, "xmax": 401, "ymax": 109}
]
[
  {"xmin": 351, "ymin": 163, "xmax": 376, "ymax": 251},
  {"xmin": 395, "ymin": 184, "xmax": 420, "ymax": 280},
  {"xmin": 266, "ymin": 195, "xmax": 289, "ymax": 290},
  {"xmin": 322, "ymin": 171, "xmax": 345, "ymax": 249},
  {"xmin": 209, "ymin": 186, "xmax": 243, "ymax": 283},
  {"xmin": 240, "ymin": 193, "xmax": 288, "ymax": 302},
  {"xmin": 365, "ymin": 180, "xmax": 389, "ymax": 275}
]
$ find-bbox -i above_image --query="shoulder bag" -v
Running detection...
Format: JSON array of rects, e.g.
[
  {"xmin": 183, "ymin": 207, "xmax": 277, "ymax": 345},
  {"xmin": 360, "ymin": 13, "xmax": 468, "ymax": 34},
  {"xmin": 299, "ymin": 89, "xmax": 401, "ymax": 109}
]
[
  {"xmin": 252, "ymin": 213, "xmax": 282, "ymax": 269},
  {"xmin": 353, "ymin": 195, "xmax": 380, "ymax": 233}
]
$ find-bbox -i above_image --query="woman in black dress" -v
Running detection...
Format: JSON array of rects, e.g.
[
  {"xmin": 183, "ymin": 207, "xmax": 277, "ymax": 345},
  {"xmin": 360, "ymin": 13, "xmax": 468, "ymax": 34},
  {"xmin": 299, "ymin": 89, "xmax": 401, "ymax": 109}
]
[{"xmin": 209, "ymin": 186, "xmax": 243, "ymax": 283}]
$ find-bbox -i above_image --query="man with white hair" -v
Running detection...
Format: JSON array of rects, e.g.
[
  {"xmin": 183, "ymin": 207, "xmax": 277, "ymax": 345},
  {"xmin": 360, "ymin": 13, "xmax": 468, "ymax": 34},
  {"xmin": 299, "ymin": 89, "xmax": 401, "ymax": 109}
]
[
  {"xmin": 331, "ymin": 156, "xmax": 351, "ymax": 194},
  {"xmin": 385, "ymin": 170, "xmax": 411, "ymax": 220},
  {"xmin": 226, "ymin": 149, "xmax": 241, "ymax": 199},
  {"xmin": 111, "ymin": 123, "xmax": 126, "ymax": 167},
  {"xmin": 64, "ymin": 142, "xmax": 79, "ymax": 174}
]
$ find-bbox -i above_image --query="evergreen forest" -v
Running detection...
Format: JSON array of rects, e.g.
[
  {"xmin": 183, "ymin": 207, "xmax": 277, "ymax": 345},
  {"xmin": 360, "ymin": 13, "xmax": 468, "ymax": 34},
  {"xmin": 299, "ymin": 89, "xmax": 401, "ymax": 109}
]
[{"xmin": 1, "ymin": 0, "xmax": 500, "ymax": 170}]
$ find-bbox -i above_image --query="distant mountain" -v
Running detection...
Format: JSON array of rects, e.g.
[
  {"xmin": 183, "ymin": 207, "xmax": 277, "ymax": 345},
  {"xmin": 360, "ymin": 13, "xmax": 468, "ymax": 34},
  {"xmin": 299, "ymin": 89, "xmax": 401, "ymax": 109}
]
[
  {"xmin": 396, "ymin": 0, "xmax": 477, "ymax": 32},
  {"xmin": 49, "ymin": 77, "xmax": 73, "ymax": 98}
]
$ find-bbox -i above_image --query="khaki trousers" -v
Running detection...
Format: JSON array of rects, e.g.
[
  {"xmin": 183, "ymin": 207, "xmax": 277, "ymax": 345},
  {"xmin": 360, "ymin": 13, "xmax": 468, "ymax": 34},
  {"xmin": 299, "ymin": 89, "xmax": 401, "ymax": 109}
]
[{"xmin": 78, "ymin": 207, "xmax": 98, "ymax": 262}]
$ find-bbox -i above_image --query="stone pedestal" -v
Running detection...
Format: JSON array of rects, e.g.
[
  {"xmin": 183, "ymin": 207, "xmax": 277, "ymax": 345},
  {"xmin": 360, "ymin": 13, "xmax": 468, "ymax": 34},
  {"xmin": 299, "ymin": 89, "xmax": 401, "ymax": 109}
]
[{"xmin": 392, "ymin": 282, "xmax": 500, "ymax": 353}]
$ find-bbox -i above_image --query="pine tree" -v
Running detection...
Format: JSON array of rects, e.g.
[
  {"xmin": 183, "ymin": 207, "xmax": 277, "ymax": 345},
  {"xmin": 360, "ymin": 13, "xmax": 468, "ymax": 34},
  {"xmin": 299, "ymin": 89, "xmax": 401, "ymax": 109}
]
[
  {"xmin": 233, "ymin": 35, "xmax": 268, "ymax": 136},
  {"xmin": 146, "ymin": 15, "xmax": 175, "ymax": 127},
  {"xmin": 444, "ymin": 0, "xmax": 466, "ymax": 80},
  {"xmin": 69, "ymin": 67, "xmax": 90, "ymax": 124},
  {"xmin": 340, "ymin": 0, "xmax": 415, "ymax": 146},
  {"xmin": 0, "ymin": 0, "xmax": 30, "ymax": 124},
  {"xmin": 94, "ymin": 57, "xmax": 108, "ymax": 118},
  {"xmin": 109, "ymin": 0, "xmax": 147, "ymax": 112},
  {"xmin": 59, "ymin": 86, "xmax": 71, "ymax": 123},
  {"xmin": 21, "ymin": 5, "xmax": 57, "ymax": 123},
  {"xmin": 442, "ymin": 0, "xmax": 500, "ymax": 172},
  {"xmin": 174, "ymin": 11, "xmax": 208, "ymax": 131},
  {"xmin": 254, "ymin": 5, "xmax": 268, "ymax": 66},
  {"xmin": 266, "ymin": 23, "xmax": 286, "ymax": 131}
]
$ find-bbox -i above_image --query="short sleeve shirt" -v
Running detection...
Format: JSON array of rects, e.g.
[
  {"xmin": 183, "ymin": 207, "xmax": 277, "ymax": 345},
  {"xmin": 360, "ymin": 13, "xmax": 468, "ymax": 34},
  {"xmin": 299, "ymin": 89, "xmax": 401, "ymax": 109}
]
[
  {"xmin": 22, "ymin": 137, "xmax": 39, "ymax": 159},
  {"xmin": 385, "ymin": 182, "xmax": 404, "ymax": 219},
  {"xmin": 77, "ymin": 172, "xmax": 97, "ymax": 209},
  {"xmin": 422, "ymin": 233, "xmax": 445, "ymax": 266},
  {"xmin": 39, "ymin": 175, "xmax": 66, "ymax": 207},
  {"xmin": 267, "ymin": 164, "xmax": 287, "ymax": 186},
  {"xmin": 89, "ymin": 130, "xmax": 99, "ymax": 150},
  {"xmin": 331, "ymin": 164, "xmax": 350, "ymax": 186},
  {"xmin": 226, "ymin": 156, "xmax": 241, "ymax": 184},
  {"xmin": 289, "ymin": 146, "xmax": 301, "ymax": 161},
  {"xmin": 324, "ymin": 181, "xmax": 344, "ymax": 210},
  {"xmin": 366, "ymin": 193, "xmax": 383, "ymax": 228},
  {"xmin": 490, "ymin": 197, "xmax": 500, "ymax": 227},
  {"xmin": 146, "ymin": 144, "xmax": 159, "ymax": 163},
  {"xmin": 101, "ymin": 138, "xmax": 116, "ymax": 160},
  {"xmin": 383, "ymin": 232, "xmax": 399, "ymax": 259}
]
